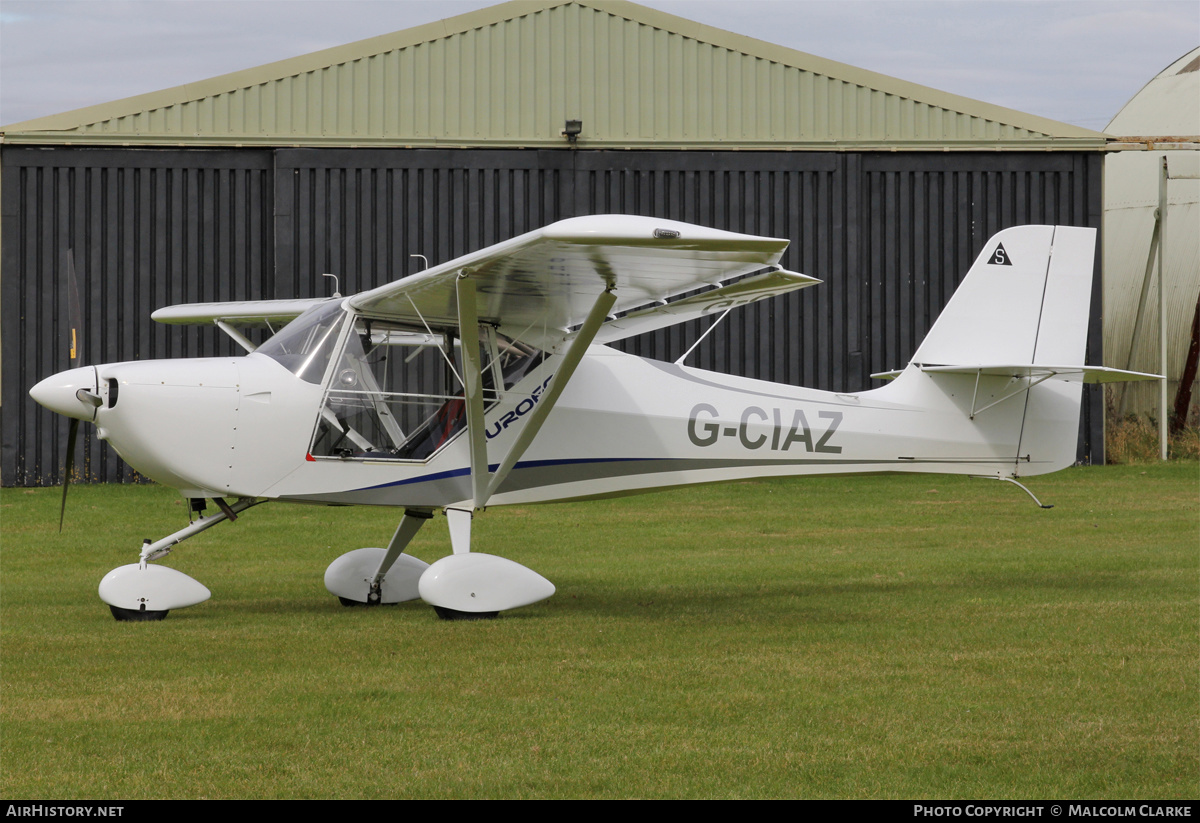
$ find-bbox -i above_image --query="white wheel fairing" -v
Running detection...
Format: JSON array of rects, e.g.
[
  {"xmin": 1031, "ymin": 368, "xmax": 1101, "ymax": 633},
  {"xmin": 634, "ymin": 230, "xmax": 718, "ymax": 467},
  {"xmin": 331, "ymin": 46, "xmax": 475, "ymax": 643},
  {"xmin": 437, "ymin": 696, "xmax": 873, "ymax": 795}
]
[
  {"xmin": 98, "ymin": 564, "xmax": 211, "ymax": 611},
  {"xmin": 324, "ymin": 548, "xmax": 429, "ymax": 604},
  {"xmin": 418, "ymin": 553, "xmax": 555, "ymax": 613}
]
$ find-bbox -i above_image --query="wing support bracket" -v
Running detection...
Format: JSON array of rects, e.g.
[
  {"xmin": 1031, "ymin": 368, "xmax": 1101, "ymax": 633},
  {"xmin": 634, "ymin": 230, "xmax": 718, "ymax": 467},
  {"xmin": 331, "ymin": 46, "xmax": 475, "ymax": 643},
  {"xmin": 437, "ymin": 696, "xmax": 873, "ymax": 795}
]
[
  {"xmin": 455, "ymin": 275, "xmax": 617, "ymax": 509},
  {"xmin": 675, "ymin": 307, "xmax": 733, "ymax": 366},
  {"xmin": 215, "ymin": 320, "xmax": 257, "ymax": 353}
]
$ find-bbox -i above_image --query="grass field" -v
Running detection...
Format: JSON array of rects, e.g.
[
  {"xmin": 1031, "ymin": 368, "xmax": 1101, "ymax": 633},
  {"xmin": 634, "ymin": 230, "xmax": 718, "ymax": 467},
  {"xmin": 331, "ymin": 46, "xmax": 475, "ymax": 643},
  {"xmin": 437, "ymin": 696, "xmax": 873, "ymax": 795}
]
[{"xmin": 2, "ymin": 462, "xmax": 1196, "ymax": 799}]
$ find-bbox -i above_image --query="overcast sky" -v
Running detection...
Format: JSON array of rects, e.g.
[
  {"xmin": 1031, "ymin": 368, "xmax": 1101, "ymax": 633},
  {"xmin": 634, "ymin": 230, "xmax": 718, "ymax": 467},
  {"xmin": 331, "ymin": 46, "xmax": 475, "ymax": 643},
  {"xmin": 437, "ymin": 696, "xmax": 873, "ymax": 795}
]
[{"xmin": 1, "ymin": 0, "xmax": 1197, "ymax": 131}]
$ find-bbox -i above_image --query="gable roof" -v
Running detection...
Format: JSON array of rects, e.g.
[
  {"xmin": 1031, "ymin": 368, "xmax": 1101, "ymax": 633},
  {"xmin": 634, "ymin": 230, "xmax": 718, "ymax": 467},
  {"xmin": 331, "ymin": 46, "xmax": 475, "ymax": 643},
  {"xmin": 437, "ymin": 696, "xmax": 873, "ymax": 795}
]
[{"xmin": 0, "ymin": 0, "xmax": 1106, "ymax": 149}]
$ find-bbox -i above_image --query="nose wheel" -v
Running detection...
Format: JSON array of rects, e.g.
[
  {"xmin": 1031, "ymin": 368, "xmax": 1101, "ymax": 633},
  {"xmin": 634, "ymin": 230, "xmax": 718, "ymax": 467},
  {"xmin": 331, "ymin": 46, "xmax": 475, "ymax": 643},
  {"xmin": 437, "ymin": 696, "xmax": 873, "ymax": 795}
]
[{"xmin": 108, "ymin": 605, "xmax": 170, "ymax": 622}]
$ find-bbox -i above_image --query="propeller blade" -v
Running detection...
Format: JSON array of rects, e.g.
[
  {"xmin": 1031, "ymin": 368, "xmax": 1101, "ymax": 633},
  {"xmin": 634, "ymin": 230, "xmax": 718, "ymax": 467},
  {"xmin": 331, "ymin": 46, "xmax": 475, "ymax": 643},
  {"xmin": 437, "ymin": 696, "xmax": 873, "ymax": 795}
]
[
  {"xmin": 60, "ymin": 417, "xmax": 79, "ymax": 532},
  {"xmin": 66, "ymin": 249, "xmax": 83, "ymax": 368},
  {"xmin": 60, "ymin": 249, "xmax": 84, "ymax": 531}
]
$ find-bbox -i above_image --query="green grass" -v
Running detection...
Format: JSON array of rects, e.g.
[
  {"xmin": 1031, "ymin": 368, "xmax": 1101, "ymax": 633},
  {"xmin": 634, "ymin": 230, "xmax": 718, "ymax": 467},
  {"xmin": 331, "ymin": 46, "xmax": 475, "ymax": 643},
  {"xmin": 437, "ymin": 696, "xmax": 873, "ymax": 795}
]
[{"xmin": 2, "ymin": 463, "xmax": 1197, "ymax": 799}]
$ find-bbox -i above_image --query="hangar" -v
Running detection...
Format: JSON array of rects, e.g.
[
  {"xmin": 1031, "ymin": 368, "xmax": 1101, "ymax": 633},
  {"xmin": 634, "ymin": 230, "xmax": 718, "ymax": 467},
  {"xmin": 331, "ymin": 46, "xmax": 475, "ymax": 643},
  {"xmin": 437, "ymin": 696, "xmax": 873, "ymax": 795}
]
[{"xmin": 1, "ymin": 0, "xmax": 1110, "ymax": 485}]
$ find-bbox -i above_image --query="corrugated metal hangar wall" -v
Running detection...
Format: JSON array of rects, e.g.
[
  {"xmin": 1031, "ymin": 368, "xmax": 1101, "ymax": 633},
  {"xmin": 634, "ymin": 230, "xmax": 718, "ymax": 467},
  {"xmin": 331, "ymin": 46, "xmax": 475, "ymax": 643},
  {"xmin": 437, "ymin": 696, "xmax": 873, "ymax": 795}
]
[
  {"xmin": 2, "ymin": 146, "xmax": 1103, "ymax": 484},
  {"xmin": 1, "ymin": 0, "xmax": 1110, "ymax": 486}
]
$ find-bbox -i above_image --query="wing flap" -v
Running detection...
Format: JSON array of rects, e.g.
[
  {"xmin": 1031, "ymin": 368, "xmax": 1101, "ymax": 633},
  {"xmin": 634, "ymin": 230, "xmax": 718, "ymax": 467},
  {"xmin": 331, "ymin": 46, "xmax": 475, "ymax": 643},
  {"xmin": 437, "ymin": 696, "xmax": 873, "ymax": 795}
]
[{"xmin": 593, "ymin": 267, "xmax": 819, "ymax": 344}]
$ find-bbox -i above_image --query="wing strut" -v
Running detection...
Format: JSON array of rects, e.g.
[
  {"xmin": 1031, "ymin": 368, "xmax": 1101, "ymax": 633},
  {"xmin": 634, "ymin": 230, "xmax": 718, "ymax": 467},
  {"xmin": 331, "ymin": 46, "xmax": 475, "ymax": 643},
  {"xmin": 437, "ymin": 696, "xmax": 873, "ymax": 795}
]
[
  {"xmin": 456, "ymin": 275, "xmax": 491, "ymax": 508},
  {"xmin": 453, "ymin": 276, "xmax": 616, "ymax": 510},
  {"xmin": 479, "ymin": 287, "xmax": 618, "ymax": 508}
]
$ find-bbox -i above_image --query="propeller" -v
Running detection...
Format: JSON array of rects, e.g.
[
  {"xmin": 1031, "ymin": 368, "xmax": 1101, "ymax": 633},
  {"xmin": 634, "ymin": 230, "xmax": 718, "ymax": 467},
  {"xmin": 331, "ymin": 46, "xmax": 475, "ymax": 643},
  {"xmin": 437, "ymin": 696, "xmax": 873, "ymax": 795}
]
[{"xmin": 59, "ymin": 249, "xmax": 83, "ymax": 532}]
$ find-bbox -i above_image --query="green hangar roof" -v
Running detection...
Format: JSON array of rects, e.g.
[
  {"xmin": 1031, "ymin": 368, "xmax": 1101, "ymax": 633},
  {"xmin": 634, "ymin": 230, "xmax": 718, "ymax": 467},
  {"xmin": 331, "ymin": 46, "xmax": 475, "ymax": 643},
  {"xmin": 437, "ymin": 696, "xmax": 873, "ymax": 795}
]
[{"xmin": 0, "ymin": 0, "xmax": 1106, "ymax": 150}]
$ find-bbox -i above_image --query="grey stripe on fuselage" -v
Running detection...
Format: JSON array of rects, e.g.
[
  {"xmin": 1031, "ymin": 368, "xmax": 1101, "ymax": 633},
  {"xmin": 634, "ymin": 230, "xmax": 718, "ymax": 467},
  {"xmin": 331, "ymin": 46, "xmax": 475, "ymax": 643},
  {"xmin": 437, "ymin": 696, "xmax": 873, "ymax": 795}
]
[{"xmin": 286, "ymin": 454, "xmax": 1018, "ymax": 507}]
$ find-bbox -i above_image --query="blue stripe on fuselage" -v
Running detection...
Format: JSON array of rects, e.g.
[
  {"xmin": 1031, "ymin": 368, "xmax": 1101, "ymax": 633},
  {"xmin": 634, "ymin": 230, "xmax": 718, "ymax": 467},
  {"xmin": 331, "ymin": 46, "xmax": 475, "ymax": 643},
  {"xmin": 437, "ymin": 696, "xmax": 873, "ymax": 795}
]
[{"xmin": 356, "ymin": 456, "xmax": 659, "ymax": 491}]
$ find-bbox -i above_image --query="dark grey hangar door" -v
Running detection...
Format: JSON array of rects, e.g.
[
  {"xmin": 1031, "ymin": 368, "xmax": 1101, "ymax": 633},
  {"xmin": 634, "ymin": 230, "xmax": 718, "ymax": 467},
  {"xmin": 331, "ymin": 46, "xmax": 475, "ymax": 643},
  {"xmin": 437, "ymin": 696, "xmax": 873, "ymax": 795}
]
[{"xmin": 3, "ymin": 146, "xmax": 1101, "ymax": 485}]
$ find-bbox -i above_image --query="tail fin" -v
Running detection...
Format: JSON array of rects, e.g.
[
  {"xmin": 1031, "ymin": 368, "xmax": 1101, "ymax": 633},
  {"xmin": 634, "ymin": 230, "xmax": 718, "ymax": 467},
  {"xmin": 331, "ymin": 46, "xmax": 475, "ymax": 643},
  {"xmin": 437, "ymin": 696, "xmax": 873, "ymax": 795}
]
[
  {"xmin": 878, "ymin": 227, "xmax": 1090, "ymax": 476},
  {"xmin": 911, "ymin": 225, "xmax": 1093, "ymax": 369},
  {"xmin": 883, "ymin": 225, "xmax": 1156, "ymax": 476}
]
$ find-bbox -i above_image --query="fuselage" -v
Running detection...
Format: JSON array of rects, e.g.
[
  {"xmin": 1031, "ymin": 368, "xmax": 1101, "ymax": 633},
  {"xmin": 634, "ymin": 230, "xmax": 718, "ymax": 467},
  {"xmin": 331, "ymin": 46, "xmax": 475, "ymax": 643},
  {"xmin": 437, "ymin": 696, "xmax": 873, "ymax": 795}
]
[
  {"xmin": 33, "ymin": 339, "xmax": 1067, "ymax": 510},
  {"xmin": 29, "ymin": 222, "xmax": 1108, "ymax": 516}
]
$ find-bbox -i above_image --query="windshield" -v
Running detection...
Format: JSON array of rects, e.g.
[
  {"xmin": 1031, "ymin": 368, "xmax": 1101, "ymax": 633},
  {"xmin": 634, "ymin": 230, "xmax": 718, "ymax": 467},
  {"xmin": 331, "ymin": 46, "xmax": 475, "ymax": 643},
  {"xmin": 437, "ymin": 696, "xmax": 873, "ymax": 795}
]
[{"xmin": 255, "ymin": 300, "xmax": 346, "ymax": 384}]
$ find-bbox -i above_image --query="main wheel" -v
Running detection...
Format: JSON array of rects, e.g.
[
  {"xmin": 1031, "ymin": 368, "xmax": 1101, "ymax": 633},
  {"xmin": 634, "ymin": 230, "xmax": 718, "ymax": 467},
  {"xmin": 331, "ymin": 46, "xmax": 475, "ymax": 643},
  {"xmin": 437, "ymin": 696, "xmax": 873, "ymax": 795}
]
[
  {"xmin": 433, "ymin": 606, "xmax": 498, "ymax": 621},
  {"xmin": 337, "ymin": 596, "xmax": 399, "ymax": 607}
]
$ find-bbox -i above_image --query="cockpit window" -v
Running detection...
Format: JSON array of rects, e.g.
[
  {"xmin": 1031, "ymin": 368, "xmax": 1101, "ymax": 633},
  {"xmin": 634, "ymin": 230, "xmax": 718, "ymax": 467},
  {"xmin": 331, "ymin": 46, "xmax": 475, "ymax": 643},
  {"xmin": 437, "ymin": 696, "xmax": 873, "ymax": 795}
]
[
  {"xmin": 309, "ymin": 315, "xmax": 545, "ymax": 461},
  {"xmin": 255, "ymin": 300, "xmax": 345, "ymax": 384}
]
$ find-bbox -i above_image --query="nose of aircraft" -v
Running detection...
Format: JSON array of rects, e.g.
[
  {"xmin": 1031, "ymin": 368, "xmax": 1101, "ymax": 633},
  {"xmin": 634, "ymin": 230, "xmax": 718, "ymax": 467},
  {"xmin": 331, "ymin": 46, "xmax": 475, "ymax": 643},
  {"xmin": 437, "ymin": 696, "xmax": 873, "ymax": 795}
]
[{"xmin": 29, "ymin": 366, "xmax": 100, "ymax": 421}]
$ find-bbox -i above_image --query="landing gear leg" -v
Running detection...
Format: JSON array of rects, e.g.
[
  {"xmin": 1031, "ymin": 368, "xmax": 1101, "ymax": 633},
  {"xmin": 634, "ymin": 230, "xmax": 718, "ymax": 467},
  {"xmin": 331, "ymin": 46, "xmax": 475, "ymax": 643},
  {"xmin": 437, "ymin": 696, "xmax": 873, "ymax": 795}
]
[
  {"xmin": 369, "ymin": 509, "xmax": 433, "ymax": 602},
  {"xmin": 446, "ymin": 507, "xmax": 473, "ymax": 556}
]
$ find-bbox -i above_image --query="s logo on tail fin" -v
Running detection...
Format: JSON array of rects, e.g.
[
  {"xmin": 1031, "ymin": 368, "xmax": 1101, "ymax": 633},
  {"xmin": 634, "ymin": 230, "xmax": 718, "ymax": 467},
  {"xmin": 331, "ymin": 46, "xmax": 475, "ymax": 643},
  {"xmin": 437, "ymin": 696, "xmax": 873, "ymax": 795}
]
[{"xmin": 988, "ymin": 243, "xmax": 1013, "ymax": 266}]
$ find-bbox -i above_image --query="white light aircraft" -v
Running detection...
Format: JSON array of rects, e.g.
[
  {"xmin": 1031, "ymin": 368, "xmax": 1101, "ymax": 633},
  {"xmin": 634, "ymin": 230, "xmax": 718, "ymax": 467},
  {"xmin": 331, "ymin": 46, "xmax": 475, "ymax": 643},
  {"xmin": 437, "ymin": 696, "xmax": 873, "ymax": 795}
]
[{"xmin": 30, "ymin": 216, "xmax": 1158, "ymax": 621}]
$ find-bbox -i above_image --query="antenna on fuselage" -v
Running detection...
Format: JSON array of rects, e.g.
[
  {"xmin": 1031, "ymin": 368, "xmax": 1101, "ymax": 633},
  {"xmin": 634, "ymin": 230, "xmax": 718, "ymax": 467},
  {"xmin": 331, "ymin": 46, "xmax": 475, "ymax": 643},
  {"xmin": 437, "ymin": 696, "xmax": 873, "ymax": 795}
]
[
  {"xmin": 322, "ymin": 273, "xmax": 341, "ymax": 298},
  {"xmin": 410, "ymin": 254, "xmax": 429, "ymax": 272}
]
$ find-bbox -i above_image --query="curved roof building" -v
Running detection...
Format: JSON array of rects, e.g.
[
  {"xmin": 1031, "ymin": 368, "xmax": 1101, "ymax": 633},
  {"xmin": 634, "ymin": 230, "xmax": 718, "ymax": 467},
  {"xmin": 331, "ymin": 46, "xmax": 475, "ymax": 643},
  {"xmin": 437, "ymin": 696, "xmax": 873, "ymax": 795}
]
[{"xmin": 1103, "ymin": 47, "xmax": 1200, "ymax": 427}]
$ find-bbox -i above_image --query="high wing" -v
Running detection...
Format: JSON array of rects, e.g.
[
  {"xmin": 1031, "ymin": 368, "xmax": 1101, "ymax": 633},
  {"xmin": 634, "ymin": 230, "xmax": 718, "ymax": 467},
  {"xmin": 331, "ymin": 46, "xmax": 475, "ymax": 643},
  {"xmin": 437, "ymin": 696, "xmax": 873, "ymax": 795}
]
[
  {"xmin": 151, "ymin": 297, "xmax": 334, "ymax": 328},
  {"xmin": 149, "ymin": 216, "xmax": 814, "ymax": 350},
  {"xmin": 871, "ymin": 364, "xmax": 1162, "ymax": 383},
  {"xmin": 348, "ymin": 215, "xmax": 812, "ymax": 349},
  {"xmin": 151, "ymin": 297, "xmax": 339, "ymax": 353}
]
